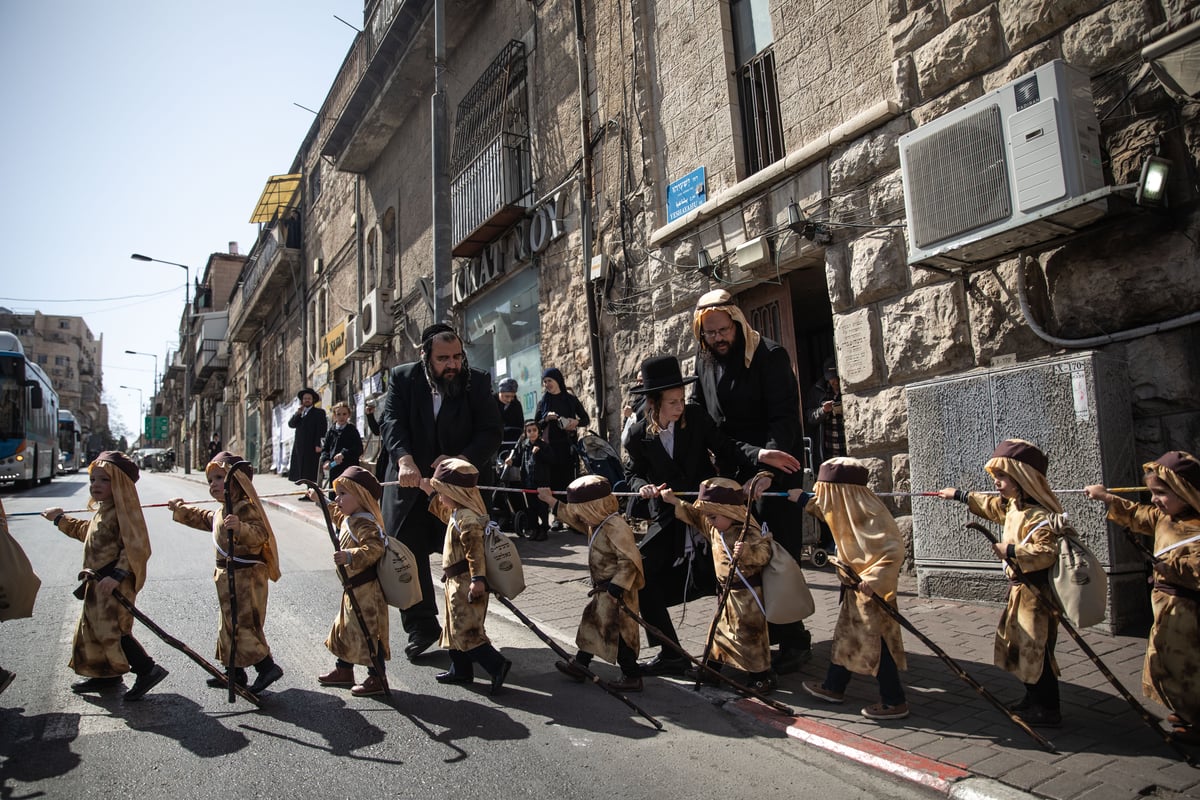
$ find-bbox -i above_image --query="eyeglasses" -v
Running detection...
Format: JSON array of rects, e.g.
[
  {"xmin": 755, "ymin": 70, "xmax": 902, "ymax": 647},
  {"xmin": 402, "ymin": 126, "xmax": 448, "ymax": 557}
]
[{"xmin": 701, "ymin": 324, "xmax": 735, "ymax": 340}]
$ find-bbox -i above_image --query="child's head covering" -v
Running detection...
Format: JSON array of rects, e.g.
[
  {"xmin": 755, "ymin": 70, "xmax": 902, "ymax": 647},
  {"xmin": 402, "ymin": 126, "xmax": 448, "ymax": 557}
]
[
  {"xmin": 566, "ymin": 474, "xmax": 619, "ymax": 525},
  {"xmin": 984, "ymin": 439, "xmax": 1063, "ymax": 513},
  {"xmin": 811, "ymin": 456, "xmax": 903, "ymax": 598},
  {"xmin": 206, "ymin": 451, "xmax": 281, "ymax": 582},
  {"xmin": 430, "ymin": 457, "xmax": 488, "ymax": 517},
  {"xmin": 694, "ymin": 477, "xmax": 750, "ymax": 524},
  {"xmin": 692, "ymin": 289, "xmax": 759, "ymax": 367},
  {"xmin": 90, "ymin": 451, "xmax": 151, "ymax": 591},
  {"xmin": 1144, "ymin": 450, "xmax": 1200, "ymax": 514},
  {"xmin": 334, "ymin": 466, "xmax": 386, "ymax": 531}
]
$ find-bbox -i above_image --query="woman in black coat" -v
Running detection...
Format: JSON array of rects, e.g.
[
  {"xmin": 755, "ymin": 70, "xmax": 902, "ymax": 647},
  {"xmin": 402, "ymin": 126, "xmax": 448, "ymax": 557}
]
[{"xmin": 534, "ymin": 367, "xmax": 589, "ymax": 493}]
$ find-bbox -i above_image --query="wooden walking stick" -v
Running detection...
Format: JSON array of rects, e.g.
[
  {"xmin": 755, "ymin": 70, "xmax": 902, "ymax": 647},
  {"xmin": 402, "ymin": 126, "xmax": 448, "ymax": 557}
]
[
  {"xmin": 693, "ymin": 475, "xmax": 764, "ymax": 691},
  {"xmin": 490, "ymin": 592, "xmax": 663, "ymax": 730},
  {"xmin": 78, "ymin": 570, "xmax": 261, "ymax": 706},
  {"xmin": 222, "ymin": 460, "xmax": 253, "ymax": 704},
  {"xmin": 297, "ymin": 479, "xmax": 391, "ymax": 699},
  {"xmin": 829, "ymin": 558, "xmax": 1056, "ymax": 752},
  {"xmin": 613, "ymin": 596, "xmax": 795, "ymax": 716},
  {"xmin": 966, "ymin": 522, "xmax": 1197, "ymax": 766}
]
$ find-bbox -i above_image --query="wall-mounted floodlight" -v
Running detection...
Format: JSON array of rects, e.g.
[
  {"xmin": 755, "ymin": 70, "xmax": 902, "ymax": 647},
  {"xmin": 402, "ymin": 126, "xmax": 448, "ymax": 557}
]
[{"xmin": 1136, "ymin": 155, "xmax": 1172, "ymax": 207}]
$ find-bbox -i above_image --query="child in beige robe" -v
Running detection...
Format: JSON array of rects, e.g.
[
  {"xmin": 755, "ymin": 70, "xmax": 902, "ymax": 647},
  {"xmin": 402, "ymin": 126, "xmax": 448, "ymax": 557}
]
[
  {"xmin": 1086, "ymin": 450, "xmax": 1200, "ymax": 741},
  {"xmin": 540, "ymin": 475, "xmax": 645, "ymax": 692}
]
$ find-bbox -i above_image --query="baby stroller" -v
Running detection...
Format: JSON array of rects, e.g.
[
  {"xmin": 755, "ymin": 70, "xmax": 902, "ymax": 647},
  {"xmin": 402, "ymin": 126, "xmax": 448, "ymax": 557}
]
[
  {"xmin": 575, "ymin": 430, "xmax": 629, "ymax": 493},
  {"xmin": 798, "ymin": 436, "xmax": 830, "ymax": 568},
  {"xmin": 492, "ymin": 441, "xmax": 539, "ymax": 538}
]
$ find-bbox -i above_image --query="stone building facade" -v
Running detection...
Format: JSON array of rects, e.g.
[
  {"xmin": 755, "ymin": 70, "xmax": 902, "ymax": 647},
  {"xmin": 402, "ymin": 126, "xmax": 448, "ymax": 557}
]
[
  {"xmin": 212, "ymin": 0, "xmax": 1199, "ymax": 621},
  {"xmin": 0, "ymin": 309, "xmax": 106, "ymax": 439}
]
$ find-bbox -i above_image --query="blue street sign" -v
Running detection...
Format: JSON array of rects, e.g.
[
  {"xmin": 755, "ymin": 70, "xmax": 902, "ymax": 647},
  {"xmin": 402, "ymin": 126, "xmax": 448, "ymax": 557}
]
[{"xmin": 666, "ymin": 167, "xmax": 706, "ymax": 222}]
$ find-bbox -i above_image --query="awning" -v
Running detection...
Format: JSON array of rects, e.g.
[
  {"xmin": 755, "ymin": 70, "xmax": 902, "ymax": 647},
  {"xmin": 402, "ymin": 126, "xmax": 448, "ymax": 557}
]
[{"xmin": 249, "ymin": 174, "xmax": 302, "ymax": 224}]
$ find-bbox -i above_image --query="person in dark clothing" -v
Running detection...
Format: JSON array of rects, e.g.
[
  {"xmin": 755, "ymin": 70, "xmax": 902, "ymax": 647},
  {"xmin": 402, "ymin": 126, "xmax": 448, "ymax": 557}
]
[
  {"xmin": 806, "ymin": 357, "xmax": 846, "ymax": 466},
  {"xmin": 288, "ymin": 388, "xmax": 327, "ymax": 492},
  {"xmin": 378, "ymin": 324, "xmax": 504, "ymax": 660},
  {"xmin": 623, "ymin": 355, "xmax": 761, "ymax": 675},
  {"xmin": 321, "ymin": 401, "xmax": 364, "ymax": 500},
  {"xmin": 508, "ymin": 419, "xmax": 558, "ymax": 540},
  {"xmin": 690, "ymin": 289, "xmax": 812, "ymax": 674},
  {"xmin": 495, "ymin": 378, "xmax": 525, "ymax": 444},
  {"xmin": 535, "ymin": 367, "xmax": 589, "ymax": 526}
]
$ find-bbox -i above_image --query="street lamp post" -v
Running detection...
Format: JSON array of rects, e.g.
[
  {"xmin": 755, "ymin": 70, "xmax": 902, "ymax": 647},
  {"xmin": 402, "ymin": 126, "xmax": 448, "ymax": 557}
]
[
  {"xmin": 131, "ymin": 253, "xmax": 192, "ymax": 474},
  {"xmin": 124, "ymin": 349, "xmax": 158, "ymax": 443}
]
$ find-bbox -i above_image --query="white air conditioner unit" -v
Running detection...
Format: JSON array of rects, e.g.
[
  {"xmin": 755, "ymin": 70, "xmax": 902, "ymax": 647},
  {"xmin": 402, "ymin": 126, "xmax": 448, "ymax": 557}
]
[
  {"xmin": 359, "ymin": 288, "xmax": 392, "ymax": 349},
  {"xmin": 344, "ymin": 316, "xmax": 366, "ymax": 362},
  {"xmin": 899, "ymin": 60, "xmax": 1106, "ymax": 268}
]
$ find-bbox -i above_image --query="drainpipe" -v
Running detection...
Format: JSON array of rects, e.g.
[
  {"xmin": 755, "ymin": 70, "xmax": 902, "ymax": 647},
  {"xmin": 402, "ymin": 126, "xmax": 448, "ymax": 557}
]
[
  {"xmin": 431, "ymin": 0, "xmax": 451, "ymax": 325},
  {"xmin": 574, "ymin": 0, "xmax": 606, "ymax": 438}
]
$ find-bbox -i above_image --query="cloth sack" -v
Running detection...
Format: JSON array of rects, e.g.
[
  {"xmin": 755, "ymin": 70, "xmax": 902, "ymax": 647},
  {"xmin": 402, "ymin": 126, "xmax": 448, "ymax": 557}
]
[
  {"xmin": 483, "ymin": 521, "xmax": 525, "ymax": 599},
  {"xmin": 762, "ymin": 540, "xmax": 815, "ymax": 623},
  {"xmin": 376, "ymin": 535, "xmax": 423, "ymax": 610},
  {"xmin": 0, "ymin": 514, "xmax": 40, "ymax": 621},
  {"xmin": 1048, "ymin": 514, "xmax": 1108, "ymax": 628}
]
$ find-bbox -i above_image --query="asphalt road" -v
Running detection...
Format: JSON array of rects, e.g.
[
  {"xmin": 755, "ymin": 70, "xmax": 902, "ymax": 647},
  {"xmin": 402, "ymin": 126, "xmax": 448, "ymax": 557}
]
[{"xmin": 1, "ymin": 472, "xmax": 938, "ymax": 799}]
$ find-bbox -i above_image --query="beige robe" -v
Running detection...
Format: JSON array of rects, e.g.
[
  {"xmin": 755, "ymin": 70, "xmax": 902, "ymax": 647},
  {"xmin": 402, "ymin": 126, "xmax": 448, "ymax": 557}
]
[
  {"xmin": 173, "ymin": 500, "xmax": 275, "ymax": 667},
  {"xmin": 429, "ymin": 497, "xmax": 492, "ymax": 652},
  {"xmin": 675, "ymin": 501, "xmax": 771, "ymax": 673},
  {"xmin": 968, "ymin": 494, "xmax": 1059, "ymax": 683},
  {"xmin": 1107, "ymin": 498, "xmax": 1200, "ymax": 722},
  {"xmin": 807, "ymin": 487, "xmax": 907, "ymax": 676},
  {"xmin": 57, "ymin": 503, "xmax": 142, "ymax": 677},
  {"xmin": 556, "ymin": 503, "xmax": 645, "ymax": 665},
  {"xmin": 325, "ymin": 507, "xmax": 391, "ymax": 665}
]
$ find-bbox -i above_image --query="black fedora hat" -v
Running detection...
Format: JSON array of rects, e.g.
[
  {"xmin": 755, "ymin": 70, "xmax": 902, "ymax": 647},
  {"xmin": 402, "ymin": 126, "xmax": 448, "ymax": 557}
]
[
  {"xmin": 630, "ymin": 355, "xmax": 699, "ymax": 395},
  {"xmin": 297, "ymin": 387, "xmax": 320, "ymax": 402}
]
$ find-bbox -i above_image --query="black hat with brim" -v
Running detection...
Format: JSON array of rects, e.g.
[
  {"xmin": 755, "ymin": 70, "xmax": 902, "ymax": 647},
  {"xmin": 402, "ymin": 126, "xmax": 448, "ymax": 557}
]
[
  {"xmin": 297, "ymin": 388, "xmax": 319, "ymax": 402},
  {"xmin": 630, "ymin": 355, "xmax": 699, "ymax": 395}
]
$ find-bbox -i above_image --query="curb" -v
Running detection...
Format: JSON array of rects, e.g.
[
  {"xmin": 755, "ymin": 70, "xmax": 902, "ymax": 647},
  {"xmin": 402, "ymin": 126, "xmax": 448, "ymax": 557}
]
[{"xmin": 734, "ymin": 698, "xmax": 1041, "ymax": 800}]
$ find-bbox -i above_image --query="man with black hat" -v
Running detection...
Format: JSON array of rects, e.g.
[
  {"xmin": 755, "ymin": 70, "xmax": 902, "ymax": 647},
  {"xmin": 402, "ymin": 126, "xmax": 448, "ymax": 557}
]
[
  {"xmin": 288, "ymin": 388, "xmax": 327, "ymax": 492},
  {"xmin": 690, "ymin": 289, "xmax": 812, "ymax": 673},
  {"xmin": 806, "ymin": 357, "xmax": 845, "ymax": 467},
  {"xmin": 378, "ymin": 324, "xmax": 503, "ymax": 660}
]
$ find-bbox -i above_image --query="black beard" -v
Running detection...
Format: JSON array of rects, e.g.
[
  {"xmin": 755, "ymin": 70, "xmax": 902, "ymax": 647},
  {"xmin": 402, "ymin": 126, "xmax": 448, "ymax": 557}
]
[
  {"xmin": 707, "ymin": 329, "xmax": 747, "ymax": 366},
  {"xmin": 433, "ymin": 366, "xmax": 467, "ymax": 398}
]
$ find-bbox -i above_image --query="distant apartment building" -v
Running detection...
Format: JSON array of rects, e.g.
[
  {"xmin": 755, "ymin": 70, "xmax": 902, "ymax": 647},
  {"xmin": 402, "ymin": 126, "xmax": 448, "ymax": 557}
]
[{"xmin": 0, "ymin": 308, "xmax": 106, "ymax": 436}]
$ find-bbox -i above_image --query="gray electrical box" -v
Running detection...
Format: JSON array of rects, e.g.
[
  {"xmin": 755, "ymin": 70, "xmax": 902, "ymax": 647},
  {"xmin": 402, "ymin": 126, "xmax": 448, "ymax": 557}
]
[{"xmin": 907, "ymin": 352, "xmax": 1148, "ymax": 634}]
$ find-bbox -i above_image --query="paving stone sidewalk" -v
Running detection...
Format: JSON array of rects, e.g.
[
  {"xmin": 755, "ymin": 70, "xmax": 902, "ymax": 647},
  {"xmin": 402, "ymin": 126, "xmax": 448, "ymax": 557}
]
[{"xmin": 182, "ymin": 469, "xmax": 1200, "ymax": 800}]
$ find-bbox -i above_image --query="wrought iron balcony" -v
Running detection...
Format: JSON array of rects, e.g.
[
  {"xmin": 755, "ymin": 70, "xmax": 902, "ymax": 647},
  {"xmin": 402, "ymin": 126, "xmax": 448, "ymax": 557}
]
[
  {"xmin": 228, "ymin": 225, "xmax": 301, "ymax": 343},
  {"xmin": 451, "ymin": 132, "xmax": 533, "ymax": 258},
  {"xmin": 192, "ymin": 338, "xmax": 229, "ymax": 392}
]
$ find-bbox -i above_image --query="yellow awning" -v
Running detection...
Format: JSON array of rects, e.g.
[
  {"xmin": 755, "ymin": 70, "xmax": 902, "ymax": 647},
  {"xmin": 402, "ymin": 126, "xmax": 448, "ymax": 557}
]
[{"xmin": 249, "ymin": 174, "xmax": 302, "ymax": 224}]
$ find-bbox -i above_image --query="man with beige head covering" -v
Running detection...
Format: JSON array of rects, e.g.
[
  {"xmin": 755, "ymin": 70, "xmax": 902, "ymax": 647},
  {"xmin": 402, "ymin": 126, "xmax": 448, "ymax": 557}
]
[
  {"xmin": 43, "ymin": 451, "xmax": 168, "ymax": 701},
  {"xmin": 690, "ymin": 288, "xmax": 810, "ymax": 673},
  {"xmin": 936, "ymin": 439, "xmax": 1064, "ymax": 728},
  {"xmin": 540, "ymin": 475, "xmax": 646, "ymax": 691},
  {"xmin": 800, "ymin": 458, "xmax": 909, "ymax": 720}
]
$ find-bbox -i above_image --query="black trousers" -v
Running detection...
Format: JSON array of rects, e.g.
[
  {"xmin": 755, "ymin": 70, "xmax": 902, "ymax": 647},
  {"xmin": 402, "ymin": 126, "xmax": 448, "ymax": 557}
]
[
  {"xmin": 120, "ymin": 635, "xmax": 155, "ymax": 675},
  {"xmin": 392, "ymin": 504, "xmax": 444, "ymax": 639},
  {"xmin": 636, "ymin": 520, "xmax": 716, "ymax": 649}
]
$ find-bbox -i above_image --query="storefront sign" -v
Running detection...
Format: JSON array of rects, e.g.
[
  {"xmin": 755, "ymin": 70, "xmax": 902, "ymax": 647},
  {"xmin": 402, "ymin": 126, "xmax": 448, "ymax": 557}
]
[
  {"xmin": 453, "ymin": 188, "xmax": 570, "ymax": 305},
  {"xmin": 320, "ymin": 320, "xmax": 348, "ymax": 371}
]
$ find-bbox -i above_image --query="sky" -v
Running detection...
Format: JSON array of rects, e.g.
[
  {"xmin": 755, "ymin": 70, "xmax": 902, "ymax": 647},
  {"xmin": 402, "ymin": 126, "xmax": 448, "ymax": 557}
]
[{"xmin": 0, "ymin": 1, "xmax": 362, "ymax": 438}]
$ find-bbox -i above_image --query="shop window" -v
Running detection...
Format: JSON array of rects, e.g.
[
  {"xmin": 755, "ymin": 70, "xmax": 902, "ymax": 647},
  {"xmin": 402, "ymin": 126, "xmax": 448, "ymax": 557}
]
[{"xmin": 463, "ymin": 269, "xmax": 541, "ymax": 412}]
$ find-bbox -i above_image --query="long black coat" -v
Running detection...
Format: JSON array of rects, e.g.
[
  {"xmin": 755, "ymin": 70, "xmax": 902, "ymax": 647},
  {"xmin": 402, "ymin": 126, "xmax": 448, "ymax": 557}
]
[
  {"xmin": 287, "ymin": 406, "xmax": 327, "ymax": 482},
  {"xmin": 692, "ymin": 336, "xmax": 804, "ymax": 491},
  {"xmin": 624, "ymin": 402, "xmax": 753, "ymax": 534},
  {"xmin": 321, "ymin": 423, "xmax": 364, "ymax": 486},
  {"xmin": 378, "ymin": 362, "xmax": 503, "ymax": 542}
]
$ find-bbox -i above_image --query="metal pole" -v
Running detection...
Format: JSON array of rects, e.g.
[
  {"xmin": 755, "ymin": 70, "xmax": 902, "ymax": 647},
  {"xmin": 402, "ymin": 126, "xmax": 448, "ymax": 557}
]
[
  {"xmin": 573, "ymin": 0, "xmax": 606, "ymax": 438},
  {"xmin": 431, "ymin": 0, "xmax": 450, "ymax": 325},
  {"xmin": 182, "ymin": 270, "xmax": 192, "ymax": 474}
]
